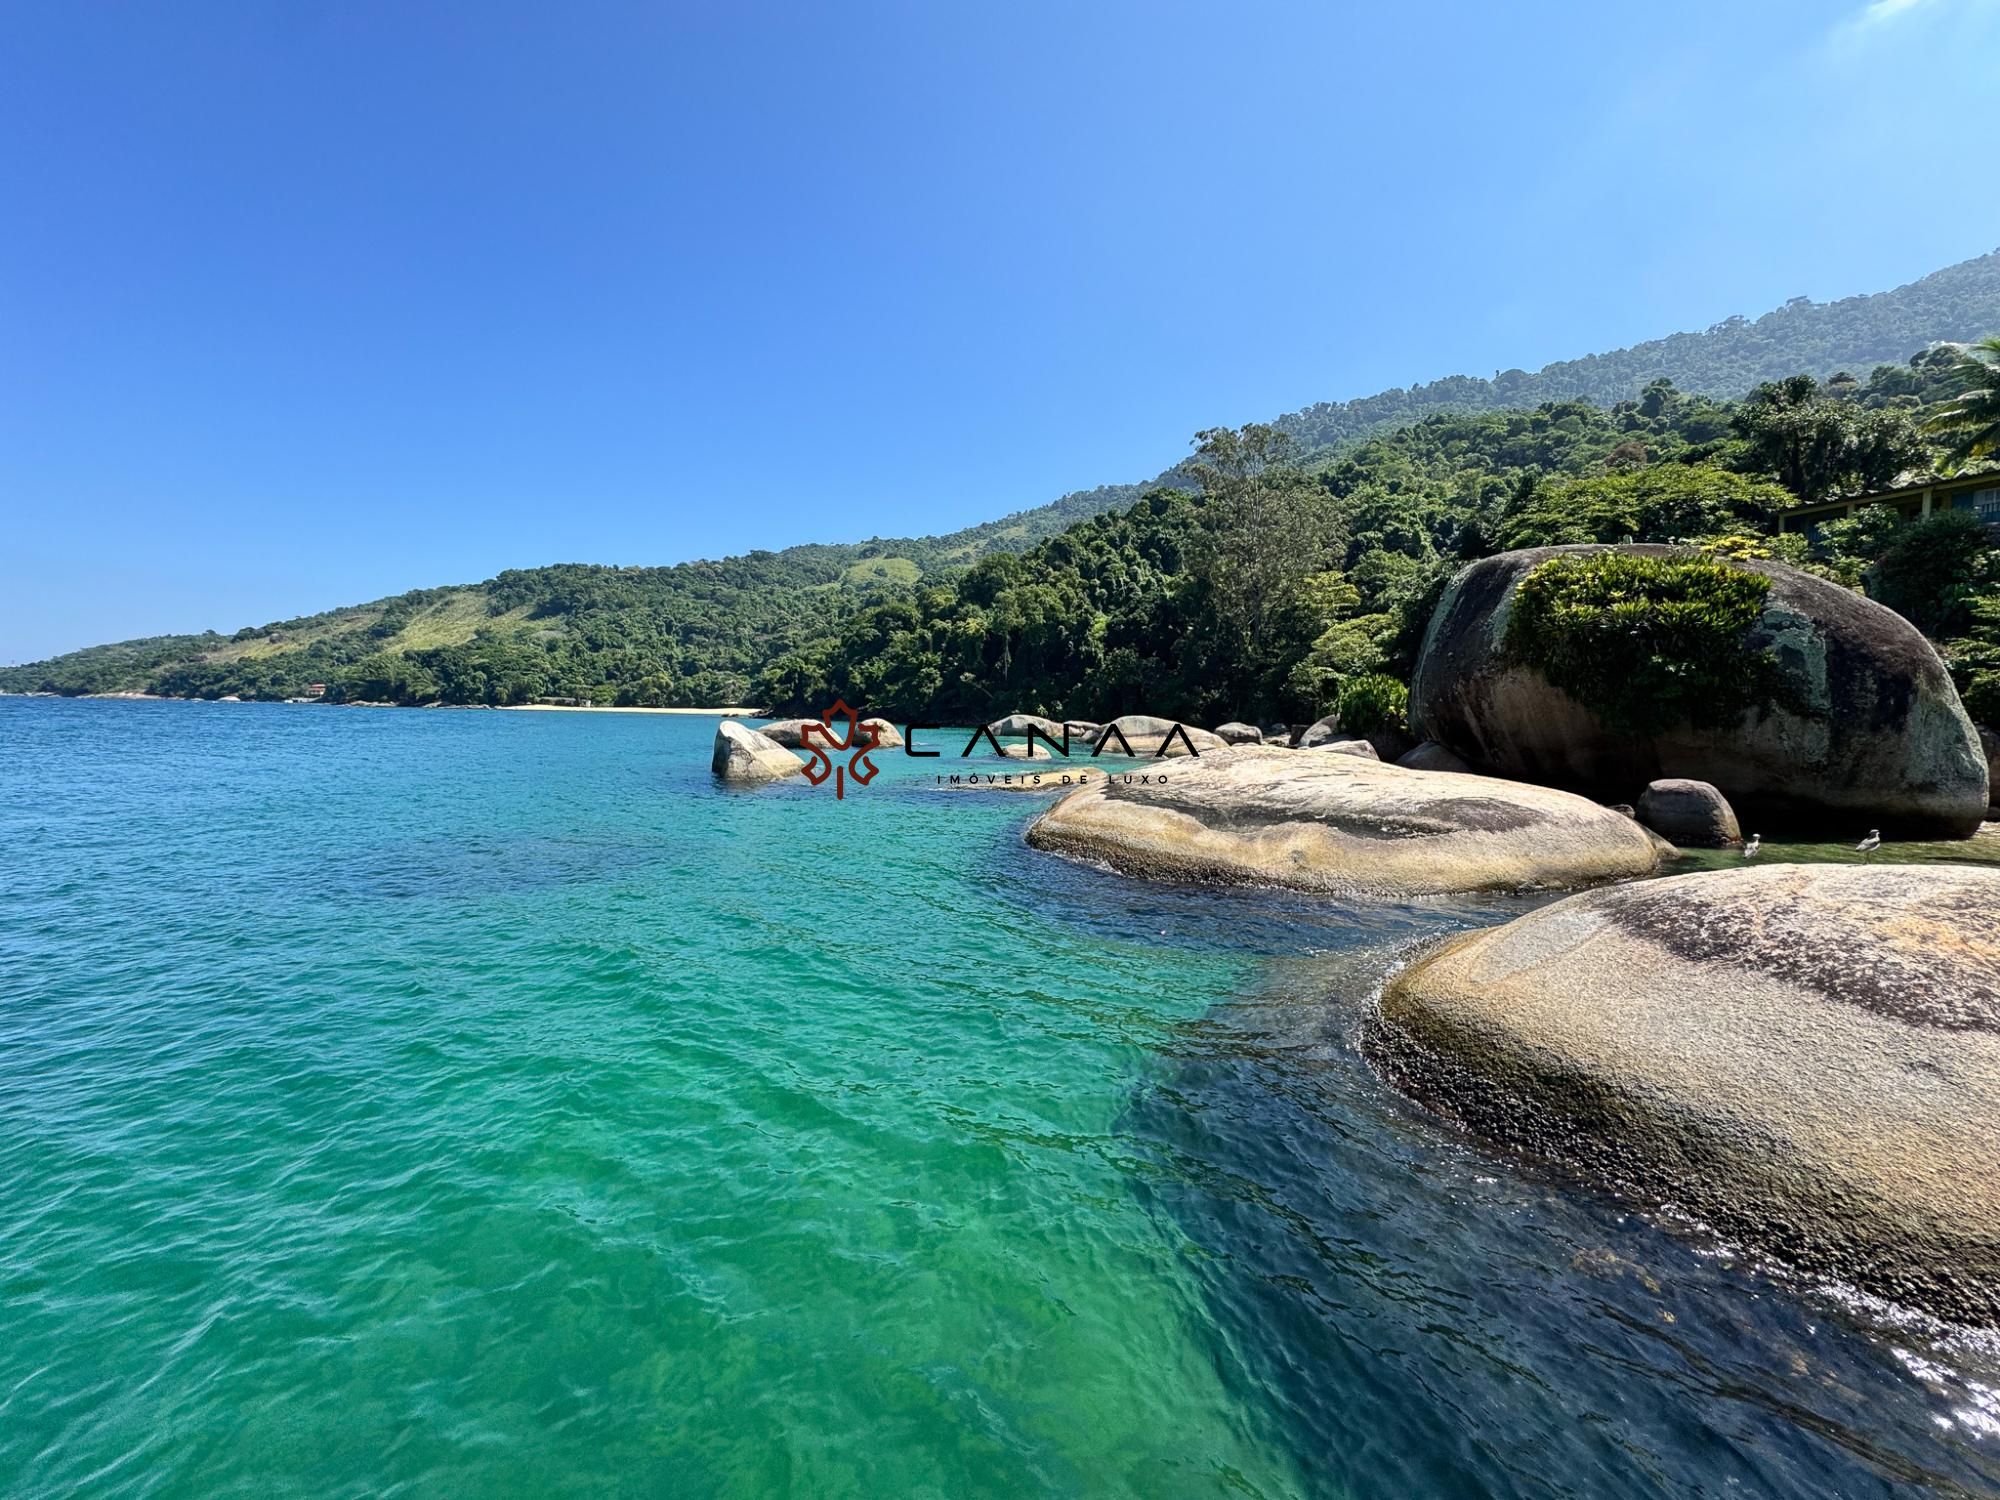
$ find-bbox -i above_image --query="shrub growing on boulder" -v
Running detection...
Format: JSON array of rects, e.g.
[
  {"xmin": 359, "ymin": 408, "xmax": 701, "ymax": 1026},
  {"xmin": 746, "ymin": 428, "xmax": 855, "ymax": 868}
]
[{"xmin": 1504, "ymin": 551, "xmax": 1777, "ymax": 736}]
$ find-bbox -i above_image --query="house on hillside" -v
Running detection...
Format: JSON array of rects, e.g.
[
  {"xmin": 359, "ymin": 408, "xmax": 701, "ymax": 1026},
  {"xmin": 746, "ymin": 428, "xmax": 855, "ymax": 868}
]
[{"xmin": 1777, "ymin": 470, "xmax": 2000, "ymax": 539}]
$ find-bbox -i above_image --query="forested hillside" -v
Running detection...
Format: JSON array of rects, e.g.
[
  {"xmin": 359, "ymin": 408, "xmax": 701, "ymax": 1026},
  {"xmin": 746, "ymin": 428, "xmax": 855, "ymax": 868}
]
[
  {"xmin": 1264, "ymin": 249, "xmax": 2000, "ymax": 461},
  {"xmin": 759, "ymin": 343, "xmax": 2000, "ymax": 728},
  {"xmin": 7, "ymin": 249, "xmax": 1998, "ymax": 707}
]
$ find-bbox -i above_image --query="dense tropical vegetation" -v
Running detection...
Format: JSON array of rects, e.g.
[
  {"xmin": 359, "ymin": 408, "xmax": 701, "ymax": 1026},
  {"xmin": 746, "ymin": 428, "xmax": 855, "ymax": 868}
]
[
  {"xmin": 6, "ymin": 251, "xmax": 1999, "ymax": 719},
  {"xmin": 760, "ymin": 347, "xmax": 2000, "ymax": 727}
]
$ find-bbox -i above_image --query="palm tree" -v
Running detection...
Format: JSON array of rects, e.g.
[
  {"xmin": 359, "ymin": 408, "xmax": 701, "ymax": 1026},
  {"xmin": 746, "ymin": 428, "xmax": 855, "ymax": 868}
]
[{"xmin": 1922, "ymin": 336, "xmax": 2000, "ymax": 469}]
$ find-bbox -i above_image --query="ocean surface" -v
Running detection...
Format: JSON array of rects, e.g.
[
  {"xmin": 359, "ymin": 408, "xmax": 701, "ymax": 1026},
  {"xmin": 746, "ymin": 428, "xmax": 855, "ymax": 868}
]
[{"xmin": 3, "ymin": 697, "xmax": 1997, "ymax": 1500}]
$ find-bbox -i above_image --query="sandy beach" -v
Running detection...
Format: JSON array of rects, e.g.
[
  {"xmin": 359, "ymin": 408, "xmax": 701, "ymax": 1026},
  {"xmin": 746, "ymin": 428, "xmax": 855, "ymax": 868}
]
[{"xmin": 497, "ymin": 703, "xmax": 761, "ymax": 716}]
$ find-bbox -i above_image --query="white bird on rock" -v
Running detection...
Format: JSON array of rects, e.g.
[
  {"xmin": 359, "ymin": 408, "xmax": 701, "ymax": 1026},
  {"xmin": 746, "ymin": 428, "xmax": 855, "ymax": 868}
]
[
  {"xmin": 1856, "ymin": 828, "xmax": 1881, "ymax": 860},
  {"xmin": 1742, "ymin": 834, "xmax": 1760, "ymax": 860}
]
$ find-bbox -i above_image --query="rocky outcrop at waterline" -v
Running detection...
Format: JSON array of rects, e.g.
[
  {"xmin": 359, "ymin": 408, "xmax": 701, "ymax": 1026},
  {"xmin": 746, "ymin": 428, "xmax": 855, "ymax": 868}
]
[
  {"xmin": 1213, "ymin": 722, "xmax": 1264, "ymax": 745},
  {"xmin": 1409, "ymin": 545, "xmax": 1989, "ymax": 838},
  {"xmin": 1372, "ymin": 863, "xmax": 2000, "ymax": 1324},
  {"xmin": 1025, "ymin": 746, "xmax": 1662, "ymax": 897},
  {"xmin": 711, "ymin": 721, "xmax": 805, "ymax": 783}
]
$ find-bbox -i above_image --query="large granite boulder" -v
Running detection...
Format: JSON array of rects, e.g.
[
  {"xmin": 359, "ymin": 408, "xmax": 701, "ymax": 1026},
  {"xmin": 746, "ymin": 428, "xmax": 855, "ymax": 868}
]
[
  {"xmin": 1094, "ymin": 715, "xmax": 1227, "ymax": 758},
  {"xmin": 1213, "ymin": 722, "xmax": 1265, "ymax": 745},
  {"xmin": 1373, "ymin": 864, "xmax": 2000, "ymax": 1324},
  {"xmin": 1635, "ymin": 777, "xmax": 1740, "ymax": 847},
  {"xmin": 1410, "ymin": 545, "xmax": 1988, "ymax": 837},
  {"xmin": 712, "ymin": 721, "xmax": 805, "ymax": 784},
  {"xmin": 1026, "ymin": 746, "xmax": 1661, "ymax": 897},
  {"xmin": 861, "ymin": 717, "xmax": 902, "ymax": 748}
]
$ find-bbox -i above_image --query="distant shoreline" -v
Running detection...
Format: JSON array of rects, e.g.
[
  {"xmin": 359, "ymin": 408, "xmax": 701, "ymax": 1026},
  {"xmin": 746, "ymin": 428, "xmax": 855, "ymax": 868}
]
[
  {"xmin": 498, "ymin": 703, "xmax": 760, "ymax": 716},
  {"xmin": 1, "ymin": 692, "xmax": 763, "ymax": 715}
]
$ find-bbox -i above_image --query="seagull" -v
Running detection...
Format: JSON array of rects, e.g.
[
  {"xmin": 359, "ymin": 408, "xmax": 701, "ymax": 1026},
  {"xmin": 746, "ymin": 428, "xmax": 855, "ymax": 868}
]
[
  {"xmin": 1742, "ymin": 834, "xmax": 1760, "ymax": 860},
  {"xmin": 1856, "ymin": 828, "xmax": 1881, "ymax": 860}
]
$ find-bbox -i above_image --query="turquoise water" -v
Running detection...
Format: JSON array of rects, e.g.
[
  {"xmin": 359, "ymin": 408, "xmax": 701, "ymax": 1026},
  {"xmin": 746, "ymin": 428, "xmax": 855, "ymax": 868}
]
[{"xmin": 3, "ymin": 698, "xmax": 1998, "ymax": 1499}]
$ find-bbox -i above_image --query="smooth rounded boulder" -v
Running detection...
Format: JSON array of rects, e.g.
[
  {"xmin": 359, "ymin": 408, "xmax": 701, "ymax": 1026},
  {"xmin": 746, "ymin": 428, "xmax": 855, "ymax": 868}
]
[
  {"xmin": 1635, "ymin": 777, "xmax": 1740, "ymax": 847},
  {"xmin": 861, "ymin": 716, "xmax": 903, "ymax": 748},
  {"xmin": 712, "ymin": 721, "xmax": 805, "ymax": 783},
  {"xmin": 1373, "ymin": 864, "xmax": 2000, "ymax": 1324},
  {"xmin": 1409, "ymin": 545, "xmax": 1988, "ymax": 837},
  {"xmin": 1025, "ymin": 746, "xmax": 1661, "ymax": 897},
  {"xmin": 1213, "ymin": 721, "xmax": 1264, "ymax": 745}
]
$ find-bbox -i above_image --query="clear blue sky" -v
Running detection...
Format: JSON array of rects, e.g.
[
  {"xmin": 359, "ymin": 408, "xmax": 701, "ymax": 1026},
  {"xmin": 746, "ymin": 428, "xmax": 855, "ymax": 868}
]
[{"xmin": 4, "ymin": 0, "xmax": 1998, "ymax": 662}]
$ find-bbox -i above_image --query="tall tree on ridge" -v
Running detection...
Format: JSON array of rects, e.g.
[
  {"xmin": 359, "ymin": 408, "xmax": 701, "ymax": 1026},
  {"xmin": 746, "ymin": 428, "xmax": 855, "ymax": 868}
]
[{"xmin": 1923, "ymin": 337, "xmax": 2000, "ymax": 470}]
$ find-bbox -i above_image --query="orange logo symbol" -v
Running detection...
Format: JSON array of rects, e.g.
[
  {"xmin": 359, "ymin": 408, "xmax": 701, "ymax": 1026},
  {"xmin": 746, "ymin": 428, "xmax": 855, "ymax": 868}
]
[{"xmin": 799, "ymin": 700, "xmax": 882, "ymax": 800}]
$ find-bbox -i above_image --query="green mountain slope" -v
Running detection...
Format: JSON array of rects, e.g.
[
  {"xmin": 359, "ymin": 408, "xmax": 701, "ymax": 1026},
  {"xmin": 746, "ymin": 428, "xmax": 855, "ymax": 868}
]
[{"xmin": 7, "ymin": 249, "xmax": 1998, "ymax": 706}]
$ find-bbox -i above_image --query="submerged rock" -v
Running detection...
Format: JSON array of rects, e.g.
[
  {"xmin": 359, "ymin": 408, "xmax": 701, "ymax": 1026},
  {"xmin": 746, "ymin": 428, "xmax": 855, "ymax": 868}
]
[
  {"xmin": 1374, "ymin": 863, "xmax": 2000, "ymax": 1324},
  {"xmin": 1635, "ymin": 777, "xmax": 1740, "ymax": 847},
  {"xmin": 1025, "ymin": 746, "xmax": 1660, "ymax": 897},
  {"xmin": 712, "ymin": 721, "xmax": 805, "ymax": 783},
  {"xmin": 1409, "ymin": 545, "xmax": 1989, "ymax": 837}
]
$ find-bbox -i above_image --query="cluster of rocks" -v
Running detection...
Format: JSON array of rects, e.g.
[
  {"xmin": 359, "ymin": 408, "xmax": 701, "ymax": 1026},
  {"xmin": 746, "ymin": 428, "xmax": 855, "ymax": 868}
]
[
  {"xmin": 706, "ymin": 547, "xmax": 2000, "ymax": 1320},
  {"xmin": 710, "ymin": 714, "xmax": 900, "ymax": 784},
  {"xmin": 711, "ymin": 709, "xmax": 1235, "ymax": 785},
  {"xmin": 1004, "ymin": 549, "xmax": 2000, "ymax": 1321}
]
